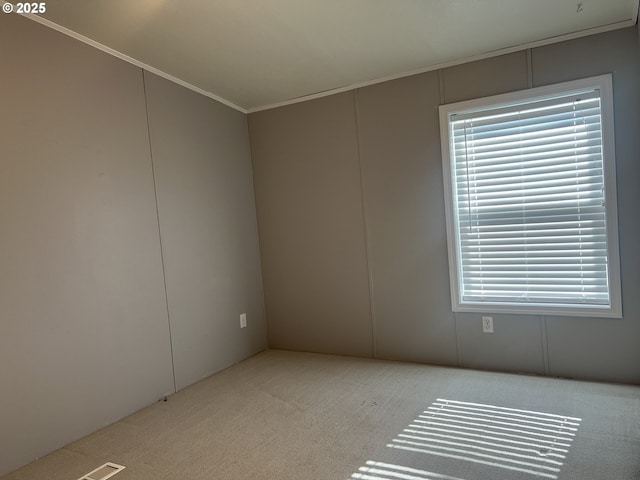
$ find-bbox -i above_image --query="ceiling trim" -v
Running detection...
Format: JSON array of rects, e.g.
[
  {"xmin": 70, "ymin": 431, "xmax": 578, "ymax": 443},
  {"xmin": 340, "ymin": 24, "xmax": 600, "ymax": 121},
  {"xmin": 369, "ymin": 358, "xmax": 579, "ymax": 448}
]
[
  {"xmin": 18, "ymin": 9, "xmax": 638, "ymax": 115},
  {"xmin": 21, "ymin": 13, "xmax": 248, "ymax": 114},
  {"xmin": 248, "ymin": 19, "xmax": 637, "ymax": 113}
]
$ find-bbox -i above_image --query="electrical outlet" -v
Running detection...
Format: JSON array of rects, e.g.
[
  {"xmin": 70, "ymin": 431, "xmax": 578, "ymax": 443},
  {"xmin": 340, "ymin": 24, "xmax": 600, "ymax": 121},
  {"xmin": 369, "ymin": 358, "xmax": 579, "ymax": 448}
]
[
  {"xmin": 482, "ymin": 316, "xmax": 494, "ymax": 333},
  {"xmin": 240, "ymin": 313, "xmax": 247, "ymax": 328}
]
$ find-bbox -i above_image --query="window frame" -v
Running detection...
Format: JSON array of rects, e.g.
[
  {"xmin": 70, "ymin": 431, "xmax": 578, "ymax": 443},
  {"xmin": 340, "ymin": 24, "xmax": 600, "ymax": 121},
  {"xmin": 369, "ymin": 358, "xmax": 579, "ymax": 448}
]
[{"xmin": 439, "ymin": 74, "xmax": 622, "ymax": 318}]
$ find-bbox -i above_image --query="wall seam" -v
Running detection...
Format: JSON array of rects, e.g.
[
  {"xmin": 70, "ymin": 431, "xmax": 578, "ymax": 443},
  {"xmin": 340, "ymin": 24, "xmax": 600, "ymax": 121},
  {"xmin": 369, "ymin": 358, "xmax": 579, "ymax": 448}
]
[
  {"xmin": 440, "ymin": 68, "xmax": 462, "ymax": 367},
  {"xmin": 526, "ymin": 49, "xmax": 534, "ymax": 88},
  {"xmin": 438, "ymin": 68, "xmax": 446, "ymax": 104},
  {"xmin": 245, "ymin": 114, "xmax": 270, "ymax": 351},
  {"xmin": 353, "ymin": 89, "xmax": 378, "ymax": 359},
  {"xmin": 541, "ymin": 315, "xmax": 551, "ymax": 375},
  {"xmin": 141, "ymin": 70, "xmax": 178, "ymax": 393}
]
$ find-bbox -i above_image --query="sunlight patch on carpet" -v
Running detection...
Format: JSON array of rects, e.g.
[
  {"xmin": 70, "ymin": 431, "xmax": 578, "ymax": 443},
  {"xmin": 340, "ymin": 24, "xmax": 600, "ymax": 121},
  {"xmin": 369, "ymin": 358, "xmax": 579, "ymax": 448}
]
[
  {"xmin": 351, "ymin": 460, "xmax": 468, "ymax": 480},
  {"xmin": 386, "ymin": 398, "xmax": 582, "ymax": 479}
]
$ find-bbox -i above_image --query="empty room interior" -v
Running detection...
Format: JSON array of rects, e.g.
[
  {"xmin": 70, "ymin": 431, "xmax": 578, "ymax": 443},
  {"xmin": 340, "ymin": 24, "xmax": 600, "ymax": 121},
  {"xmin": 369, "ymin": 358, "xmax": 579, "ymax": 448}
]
[{"xmin": 2, "ymin": 1, "xmax": 640, "ymax": 479}]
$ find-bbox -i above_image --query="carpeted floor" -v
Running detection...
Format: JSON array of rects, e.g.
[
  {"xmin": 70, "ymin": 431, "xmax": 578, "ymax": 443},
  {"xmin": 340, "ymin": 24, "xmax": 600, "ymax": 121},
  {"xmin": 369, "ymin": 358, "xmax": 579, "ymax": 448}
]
[{"xmin": 3, "ymin": 350, "xmax": 640, "ymax": 480}]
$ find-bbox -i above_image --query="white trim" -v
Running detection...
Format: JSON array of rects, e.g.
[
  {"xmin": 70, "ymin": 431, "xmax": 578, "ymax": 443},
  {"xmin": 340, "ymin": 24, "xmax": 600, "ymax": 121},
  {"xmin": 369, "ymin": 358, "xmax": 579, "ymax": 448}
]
[
  {"xmin": 438, "ymin": 74, "xmax": 623, "ymax": 318},
  {"xmin": 439, "ymin": 102, "xmax": 462, "ymax": 321},
  {"xmin": 441, "ymin": 75, "xmax": 612, "ymax": 115},
  {"xmin": 598, "ymin": 74, "xmax": 623, "ymax": 319},
  {"xmin": 453, "ymin": 302, "xmax": 623, "ymax": 319},
  {"xmin": 248, "ymin": 20, "xmax": 635, "ymax": 113},
  {"xmin": 16, "ymin": 10, "xmax": 636, "ymax": 114},
  {"xmin": 19, "ymin": 13, "xmax": 248, "ymax": 114}
]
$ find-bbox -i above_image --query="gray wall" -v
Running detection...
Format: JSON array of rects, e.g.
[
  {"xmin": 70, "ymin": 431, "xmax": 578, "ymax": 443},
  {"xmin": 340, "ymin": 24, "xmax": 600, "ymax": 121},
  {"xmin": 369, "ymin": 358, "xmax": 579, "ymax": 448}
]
[
  {"xmin": 1, "ymin": 12, "xmax": 638, "ymax": 478},
  {"xmin": 249, "ymin": 93, "xmax": 373, "ymax": 357},
  {"xmin": 249, "ymin": 26, "xmax": 640, "ymax": 384},
  {"xmin": 145, "ymin": 73, "xmax": 266, "ymax": 390},
  {"xmin": 0, "ymin": 15, "xmax": 265, "ymax": 476}
]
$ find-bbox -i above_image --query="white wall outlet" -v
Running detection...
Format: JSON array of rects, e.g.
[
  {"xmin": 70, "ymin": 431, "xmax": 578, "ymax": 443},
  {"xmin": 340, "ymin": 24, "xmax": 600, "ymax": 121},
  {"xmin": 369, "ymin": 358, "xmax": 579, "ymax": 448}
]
[
  {"xmin": 240, "ymin": 313, "xmax": 247, "ymax": 328},
  {"xmin": 482, "ymin": 316, "xmax": 494, "ymax": 333}
]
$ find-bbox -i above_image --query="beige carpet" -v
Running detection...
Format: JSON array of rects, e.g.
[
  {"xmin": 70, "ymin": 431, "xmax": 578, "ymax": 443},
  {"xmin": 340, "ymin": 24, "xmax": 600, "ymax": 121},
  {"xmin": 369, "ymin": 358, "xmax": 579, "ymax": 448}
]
[{"xmin": 3, "ymin": 350, "xmax": 640, "ymax": 480}]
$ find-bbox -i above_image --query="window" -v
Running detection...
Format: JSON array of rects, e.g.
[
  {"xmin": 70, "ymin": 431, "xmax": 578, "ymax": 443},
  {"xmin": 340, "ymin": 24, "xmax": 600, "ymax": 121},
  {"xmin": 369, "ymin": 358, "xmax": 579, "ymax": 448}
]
[{"xmin": 439, "ymin": 75, "xmax": 622, "ymax": 317}]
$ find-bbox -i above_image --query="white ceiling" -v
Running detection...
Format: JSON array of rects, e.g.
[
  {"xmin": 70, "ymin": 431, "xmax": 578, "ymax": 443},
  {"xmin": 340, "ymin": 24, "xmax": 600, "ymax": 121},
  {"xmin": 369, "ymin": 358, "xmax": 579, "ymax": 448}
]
[{"xmin": 29, "ymin": 0, "xmax": 640, "ymax": 112}]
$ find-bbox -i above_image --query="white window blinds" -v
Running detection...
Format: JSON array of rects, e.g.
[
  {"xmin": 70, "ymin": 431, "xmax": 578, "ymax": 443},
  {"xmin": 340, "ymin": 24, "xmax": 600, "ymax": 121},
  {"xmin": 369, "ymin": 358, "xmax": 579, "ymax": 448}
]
[{"xmin": 440, "ymin": 76, "xmax": 621, "ymax": 316}]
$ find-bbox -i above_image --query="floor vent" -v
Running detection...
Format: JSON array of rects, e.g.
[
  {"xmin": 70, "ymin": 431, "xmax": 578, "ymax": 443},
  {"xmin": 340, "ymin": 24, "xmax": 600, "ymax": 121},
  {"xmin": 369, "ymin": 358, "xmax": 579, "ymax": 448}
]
[{"xmin": 77, "ymin": 463, "xmax": 125, "ymax": 480}]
